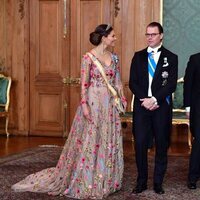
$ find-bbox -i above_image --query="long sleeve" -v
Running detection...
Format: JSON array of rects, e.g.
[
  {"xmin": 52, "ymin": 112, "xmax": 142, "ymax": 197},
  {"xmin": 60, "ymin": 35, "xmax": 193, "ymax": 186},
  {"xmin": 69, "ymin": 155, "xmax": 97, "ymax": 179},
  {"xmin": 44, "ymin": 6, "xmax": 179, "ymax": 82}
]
[
  {"xmin": 114, "ymin": 55, "xmax": 127, "ymax": 109},
  {"xmin": 184, "ymin": 55, "xmax": 195, "ymax": 107},
  {"xmin": 129, "ymin": 53, "xmax": 147, "ymax": 100},
  {"xmin": 80, "ymin": 55, "xmax": 91, "ymax": 106}
]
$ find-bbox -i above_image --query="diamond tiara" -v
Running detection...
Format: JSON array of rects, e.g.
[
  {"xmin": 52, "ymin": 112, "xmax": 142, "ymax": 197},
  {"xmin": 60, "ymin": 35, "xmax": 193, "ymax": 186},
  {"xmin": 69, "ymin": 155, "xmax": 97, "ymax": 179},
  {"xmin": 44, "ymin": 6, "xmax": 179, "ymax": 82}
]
[{"xmin": 105, "ymin": 24, "xmax": 111, "ymax": 31}]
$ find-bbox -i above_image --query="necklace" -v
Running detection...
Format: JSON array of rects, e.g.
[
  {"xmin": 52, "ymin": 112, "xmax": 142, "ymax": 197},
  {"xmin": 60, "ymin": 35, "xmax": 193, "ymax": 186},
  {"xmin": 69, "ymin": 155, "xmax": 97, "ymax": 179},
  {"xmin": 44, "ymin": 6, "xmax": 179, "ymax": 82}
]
[
  {"xmin": 92, "ymin": 49, "xmax": 112, "ymax": 67},
  {"xmin": 94, "ymin": 48, "xmax": 108, "ymax": 56}
]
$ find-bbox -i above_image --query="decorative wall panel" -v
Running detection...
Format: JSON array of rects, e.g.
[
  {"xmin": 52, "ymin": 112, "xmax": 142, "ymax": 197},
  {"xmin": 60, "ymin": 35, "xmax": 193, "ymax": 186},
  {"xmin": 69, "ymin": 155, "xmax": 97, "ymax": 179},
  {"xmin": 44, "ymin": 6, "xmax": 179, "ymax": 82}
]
[{"xmin": 163, "ymin": 0, "xmax": 200, "ymax": 77}]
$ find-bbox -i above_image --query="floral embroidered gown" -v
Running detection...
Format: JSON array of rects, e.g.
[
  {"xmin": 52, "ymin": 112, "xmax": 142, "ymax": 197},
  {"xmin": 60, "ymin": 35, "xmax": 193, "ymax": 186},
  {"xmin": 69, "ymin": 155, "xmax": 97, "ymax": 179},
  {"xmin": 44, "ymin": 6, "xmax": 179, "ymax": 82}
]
[{"xmin": 12, "ymin": 53, "xmax": 127, "ymax": 199}]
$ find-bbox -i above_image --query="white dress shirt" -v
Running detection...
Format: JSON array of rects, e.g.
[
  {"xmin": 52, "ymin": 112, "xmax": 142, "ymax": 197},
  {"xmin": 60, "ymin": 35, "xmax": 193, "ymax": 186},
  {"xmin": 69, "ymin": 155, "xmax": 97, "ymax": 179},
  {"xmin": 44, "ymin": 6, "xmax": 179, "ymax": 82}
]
[{"xmin": 147, "ymin": 44, "xmax": 162, "ymax": 97}]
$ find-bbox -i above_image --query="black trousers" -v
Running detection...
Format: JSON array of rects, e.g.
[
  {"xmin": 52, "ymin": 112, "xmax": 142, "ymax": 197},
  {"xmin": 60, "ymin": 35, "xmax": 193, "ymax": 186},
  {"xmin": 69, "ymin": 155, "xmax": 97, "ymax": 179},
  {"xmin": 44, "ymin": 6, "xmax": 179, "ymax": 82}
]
[
  {"xmin": 188, "ymin": 139, "xmax": 200, "ymax": 182},
  {"xmin": 133, "ymin": 102, "xmax": 171, "ymax": 185}
]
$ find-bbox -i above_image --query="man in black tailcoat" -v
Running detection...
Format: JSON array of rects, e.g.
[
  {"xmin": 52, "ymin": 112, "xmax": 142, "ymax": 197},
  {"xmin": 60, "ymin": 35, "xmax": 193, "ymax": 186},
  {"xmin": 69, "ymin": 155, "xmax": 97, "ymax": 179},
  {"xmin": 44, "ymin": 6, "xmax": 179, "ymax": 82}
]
[
  {"xmin": 184, "ymin": 53, "xmax": 200, "ymax": 190},
  {"xmin": 129, "ymin": 22, "xmax": 178, "ymax": 194}
]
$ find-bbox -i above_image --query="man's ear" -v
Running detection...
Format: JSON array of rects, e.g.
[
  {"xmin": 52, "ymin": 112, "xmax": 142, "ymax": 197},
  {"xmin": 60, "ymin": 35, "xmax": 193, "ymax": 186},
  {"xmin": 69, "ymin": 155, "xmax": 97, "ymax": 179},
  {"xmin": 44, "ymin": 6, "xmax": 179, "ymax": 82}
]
[{"xmin": 160, "ymin": 33, "xmax": 164, "ymax": 40}]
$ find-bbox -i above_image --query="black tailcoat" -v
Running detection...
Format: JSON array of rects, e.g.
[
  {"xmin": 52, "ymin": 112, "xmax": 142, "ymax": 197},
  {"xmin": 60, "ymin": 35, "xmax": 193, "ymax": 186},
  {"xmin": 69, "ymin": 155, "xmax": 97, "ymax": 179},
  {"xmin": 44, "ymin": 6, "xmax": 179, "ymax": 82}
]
[
  {"xmin": 184, "ymin": 53, "xmax": 200, "ymax": 182},
  {"xmin": 129, "ymin": 46, "xmax": 178, "ymax": 185}
]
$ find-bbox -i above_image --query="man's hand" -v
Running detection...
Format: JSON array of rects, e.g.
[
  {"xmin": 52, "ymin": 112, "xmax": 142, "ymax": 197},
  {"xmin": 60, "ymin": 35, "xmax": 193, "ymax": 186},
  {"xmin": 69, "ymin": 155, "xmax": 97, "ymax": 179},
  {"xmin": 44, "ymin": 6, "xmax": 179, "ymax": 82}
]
[
  {"xmin": 140, "ymin": 97, "xmax": 159, "ymax": 111},
  {"xmin": 149, "ymin": 104, "xmax": 160, "ymax": 111}
]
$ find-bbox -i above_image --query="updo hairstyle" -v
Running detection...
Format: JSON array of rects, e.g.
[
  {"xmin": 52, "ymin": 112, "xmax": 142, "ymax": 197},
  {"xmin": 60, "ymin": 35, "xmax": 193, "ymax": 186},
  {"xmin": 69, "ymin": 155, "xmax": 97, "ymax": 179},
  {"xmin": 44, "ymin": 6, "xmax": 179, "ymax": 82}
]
[{"xmin": 89, "ymin": 24, "xmax": 113, "ymax": 46}]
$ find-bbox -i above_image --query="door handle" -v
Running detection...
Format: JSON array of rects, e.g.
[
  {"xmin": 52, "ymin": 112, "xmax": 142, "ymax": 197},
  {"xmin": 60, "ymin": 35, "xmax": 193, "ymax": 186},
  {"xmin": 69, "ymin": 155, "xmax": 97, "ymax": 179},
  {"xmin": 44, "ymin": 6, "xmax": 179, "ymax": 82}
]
[
  {"xmin": 62, "ymin": 77, "xmax": 70, "ymax": 85},
  {"xmin": 62, "ymin": 77, "xmax": 80, "ymax": 86}
]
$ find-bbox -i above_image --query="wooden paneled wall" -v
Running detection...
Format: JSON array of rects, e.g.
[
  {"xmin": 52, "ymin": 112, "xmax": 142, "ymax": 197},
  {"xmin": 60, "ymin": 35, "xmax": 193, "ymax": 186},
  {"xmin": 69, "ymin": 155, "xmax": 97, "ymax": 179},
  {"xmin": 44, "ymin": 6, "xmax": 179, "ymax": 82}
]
[
  {"xmin": 0, "ymin": 0, "xmax": 161, "ymax": 136},
  {"xmin": 114, "ymin": 0, "xmax": 161, "ymax": 110},
  {"xmin": 0, "ymin": 0, "xmax": 29, "ymax": 135}
]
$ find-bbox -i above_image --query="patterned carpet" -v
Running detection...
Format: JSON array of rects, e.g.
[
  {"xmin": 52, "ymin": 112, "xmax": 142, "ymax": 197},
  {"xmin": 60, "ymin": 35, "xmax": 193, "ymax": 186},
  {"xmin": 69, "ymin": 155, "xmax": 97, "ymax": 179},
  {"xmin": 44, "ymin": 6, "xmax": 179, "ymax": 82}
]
[{"xmin": 0, "ymin": 146, "xmax": 200, "ymax": 200}]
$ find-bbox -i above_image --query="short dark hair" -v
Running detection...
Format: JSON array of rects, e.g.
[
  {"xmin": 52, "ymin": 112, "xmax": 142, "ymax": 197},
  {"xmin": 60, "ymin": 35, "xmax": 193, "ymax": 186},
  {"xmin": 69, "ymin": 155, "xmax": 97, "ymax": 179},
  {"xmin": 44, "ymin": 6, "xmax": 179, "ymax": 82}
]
[
  {"xmin": 89, "ymin": 24, "xmax": 113, "ymax": 46},
  {"xmin": 147, "ymin": 22, "xmax": 163, "ymax": 34}
]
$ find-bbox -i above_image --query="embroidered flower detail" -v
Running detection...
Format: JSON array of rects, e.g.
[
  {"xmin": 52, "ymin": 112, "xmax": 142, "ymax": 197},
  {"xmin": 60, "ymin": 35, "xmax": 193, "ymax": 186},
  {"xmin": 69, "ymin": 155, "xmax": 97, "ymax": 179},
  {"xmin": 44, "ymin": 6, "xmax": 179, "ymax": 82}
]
[
  {"xmin": 108, "ymin": 179, "xmax": 112, "ymax": 185},
  {"xmin": 77, "ymin": 189, "xmax": 80, "ymax": 193},
  {"xmin": 88, "ymin": 185, "xmax": 92, "ymax": 189},
  {"xmin": 99, "ymin": 174, "xmax": 103, "ymax": 178},
  {"xmin": 162, "ymin": 71, "xmax": 169, "ymax": 79},
  {"xmin": 109, "ymin": 69, "xmax": 114, "ymax": 77},
  {"xmin": 80, "ymin": 100, "xmax": 86, "ymax": 104},
  {"xmin": 86, "ymin": 165, "xmax": 90, "ymax": 169},
  {"xmin": 76, "ymin": 139, "xmax": 82, "ymax": 145},
  {"xmin": 84, "ymin": 83, "xmax": 89, "ymax": 87},
  {"xmin": 114, "ymin": 181, "xmax": 120, "ymax": 188},
  {"xmin": 64, "ymin": 188, "xmax": 70, "ymax": 194}
]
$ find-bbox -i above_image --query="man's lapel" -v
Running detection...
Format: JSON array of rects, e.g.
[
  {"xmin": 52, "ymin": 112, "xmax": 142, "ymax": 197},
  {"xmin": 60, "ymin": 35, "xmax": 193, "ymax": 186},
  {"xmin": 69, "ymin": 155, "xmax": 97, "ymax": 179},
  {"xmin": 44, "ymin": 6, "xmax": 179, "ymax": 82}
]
[{"xmin": 141, "ymin": 49, "xmax": 149, "ymax": 84}]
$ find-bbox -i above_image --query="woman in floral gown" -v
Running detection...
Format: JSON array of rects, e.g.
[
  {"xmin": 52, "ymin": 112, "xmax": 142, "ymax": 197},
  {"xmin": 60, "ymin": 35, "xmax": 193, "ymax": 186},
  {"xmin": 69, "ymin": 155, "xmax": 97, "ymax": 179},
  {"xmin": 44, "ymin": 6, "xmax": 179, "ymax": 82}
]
[{"xmin": 12, "ymin": 24, "xmax": 127, "ymax": 199}]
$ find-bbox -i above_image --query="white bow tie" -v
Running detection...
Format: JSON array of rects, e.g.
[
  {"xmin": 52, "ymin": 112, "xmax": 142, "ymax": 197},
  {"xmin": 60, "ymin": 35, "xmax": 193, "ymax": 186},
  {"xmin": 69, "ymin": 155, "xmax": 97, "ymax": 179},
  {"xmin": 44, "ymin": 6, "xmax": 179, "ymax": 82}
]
[{"xmin": 147, "ymin": 46, "xmax": 162, "ymax": 53}]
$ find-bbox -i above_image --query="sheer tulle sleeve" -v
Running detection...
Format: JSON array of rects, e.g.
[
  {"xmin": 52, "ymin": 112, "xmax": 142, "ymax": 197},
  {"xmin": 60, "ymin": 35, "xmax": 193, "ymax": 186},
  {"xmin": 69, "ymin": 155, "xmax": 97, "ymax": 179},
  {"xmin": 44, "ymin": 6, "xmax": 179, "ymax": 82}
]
[
  {"xmin": 80, "ymin": 55, "xmax": 91, "ymax": 106},
  {"xmin": 113, "ymin": 54, "xmax": 127, "ymax": 109}
]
